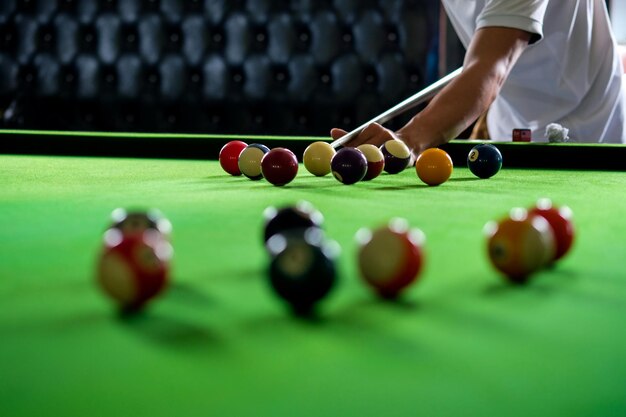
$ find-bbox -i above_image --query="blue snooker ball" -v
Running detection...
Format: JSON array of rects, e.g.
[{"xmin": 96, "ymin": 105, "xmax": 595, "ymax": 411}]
[{"xmin": 467, "ymin": 144, "xmax": 502, "ymax": 179}]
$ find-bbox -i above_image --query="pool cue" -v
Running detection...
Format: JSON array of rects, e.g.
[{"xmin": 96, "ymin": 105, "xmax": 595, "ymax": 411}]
[{"xmin": 330, "ymin": 66, "xmax": 463, "ymax": 149}]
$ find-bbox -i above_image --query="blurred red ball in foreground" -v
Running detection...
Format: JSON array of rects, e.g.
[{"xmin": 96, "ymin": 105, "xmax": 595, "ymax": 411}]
[
  {"xmin": 97, "ymin": 229, "xmax": 173, "ymax": 310},
  {"xmin": 261, "ymin": 147, "xmax": 299, "ymax": 186},
  {"xmin": 356, "ymin": 218, "xmax": 425, "ymax": 298},
  {"xmin": 484, "ymin": 208, "xmax": 555, "ymax": 283},
  {"xmin": 219, "ymin": 140, "xmax": 248, "ymax": 176},
  {"xmin": 529, "ymin": 198, "xmax": 575, "ymax": 262}
]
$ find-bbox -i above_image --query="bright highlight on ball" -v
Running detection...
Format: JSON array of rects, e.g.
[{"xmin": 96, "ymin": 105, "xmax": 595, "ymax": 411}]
[
  {"xmin": 263, "ymin": 201, "xmax": 324, "ymax": 244},
  {"xmin": 109, "ymin": 208, "xmax": 172, "ymax": 240}
]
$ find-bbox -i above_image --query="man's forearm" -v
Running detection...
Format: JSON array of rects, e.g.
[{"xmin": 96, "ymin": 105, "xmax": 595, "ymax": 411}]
[
  {"xmin": 397, "ymin": 27, "xmax": 532, "ymax": 152},
  {"xmin": 398, "ymin": 65, "xmax": 505, "ymax": 148}
]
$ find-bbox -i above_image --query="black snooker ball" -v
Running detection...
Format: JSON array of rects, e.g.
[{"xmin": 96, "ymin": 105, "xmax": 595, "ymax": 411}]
[
  {"xmin": 263, "ymin": 201, "xmax": 324, "ymax": 244},
  {"xmin": 108, "ymin": 208, "xmax": 172, "ymax": 240},
  {"xmin": 467, "ymin": 144, "xmax": 502, "ymax": 179},
  {"xmin": 266, "ymin": 227, "xmax": 339, "ymax": 315},
  {"xmin": 330, "ymin": 147, "xmax": 368, "ymax": 185}
]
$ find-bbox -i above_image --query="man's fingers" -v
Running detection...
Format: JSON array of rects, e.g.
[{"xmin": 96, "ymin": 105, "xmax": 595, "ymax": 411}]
[
  {"xmin": 331, "ymin": 123, "xmax": 399, "ymax": 148},
  {"xmin": 357, "ymin": 123, "xmax": 396, "ymax": 147},
  {"xmin": 330, "ymin": 128, "xmax": 348, "ymax": 140}
]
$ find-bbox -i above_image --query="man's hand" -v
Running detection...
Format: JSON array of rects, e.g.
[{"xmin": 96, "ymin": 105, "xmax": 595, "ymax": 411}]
[
  {"xmin": 330, "ymin": 123, "xmax": 400, "ymax": 147},
  {"xmin": 331, "ymin": 26, "xmax": 531, "ymax": 156}
]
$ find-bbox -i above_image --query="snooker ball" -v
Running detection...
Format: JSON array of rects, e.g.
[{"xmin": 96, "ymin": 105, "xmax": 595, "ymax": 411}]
[
  {"xmin": 331, "ymin": 147, "xmax": 368, "ymax": 185},
  {"xmin": 356, "ymin": 218, "xmax": 425, "ymax": 299},
  {"xmin": 528, "ymin": 198, "xmax": 575, "ymax": 262},
  {"xmin": 484, "ymin": 208, "xmax": 556, "ymax": 284},
  {"xmin": 415, "ymin": 148, "xmax": 453, "ymax": 186},
  {"xmin": 266, "ymin": 227, "xmax": 339, "ymax": 315},
  {"xmin": 467, "ymin": 143, "xmax": 503, "ymax": 179},
  {"xmin": 219, "ymin": 140, "xmax": 248, "ymax": 176},
  {"xmin": 261, "ymin": 147, "xmax": 299, "ymax": 186},
  {"xmin": 303, "ymin": 141, "xmax": 336, "ymax": 176},
  {"xmin": 379, "ymin": 140, "xmax": 411, "ymax": 174},
  {"xmin": 108, "ymin": 208, "xmax": 172, "ymax": 240},
  {"xmin": 97, "ymin": 229, "xmax": 173, "ymax": 310},
  {"xmin": 357, "ymin": 144, "xmax": 385, "ymax": 181},
  {"xmin": 238, "ymin": 143, "xmax": 270, "ymax": 180},
  {"xmin": 263, "ymin": 201, "xmax": 324, "ymax": 244}
]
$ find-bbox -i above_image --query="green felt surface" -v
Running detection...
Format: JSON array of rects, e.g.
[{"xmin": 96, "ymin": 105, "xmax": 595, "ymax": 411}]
[{"xmin": 1, "ymin": 154, "xmax": 626, "ymax": 417}]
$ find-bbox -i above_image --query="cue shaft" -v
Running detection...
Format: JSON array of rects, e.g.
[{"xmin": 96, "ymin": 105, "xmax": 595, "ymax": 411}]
[{"xmin": 330, "ymin": 67, "xmax": 463, "ymax": 149}]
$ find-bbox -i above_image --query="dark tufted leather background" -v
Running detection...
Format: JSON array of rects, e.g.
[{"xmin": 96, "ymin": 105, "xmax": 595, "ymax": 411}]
[{"xmin": 0, "ymin": 0, "xmax": 441, "ymax": 135}]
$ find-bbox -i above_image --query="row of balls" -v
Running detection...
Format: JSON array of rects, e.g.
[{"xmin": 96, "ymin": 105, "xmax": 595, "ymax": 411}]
[
  {"xmin": 262, "ymin": 201, "xmax": 425, "ymax": 315},
  {"xmin": 261, "ymin": 197, "xmax": 574, "ymax": 314},
  {"xmin": 485, "ymin": 199, "xmax": 575, "ymax": 283},
  {"xmin": 94, "ymin": 196, "xmax": 565, "ymax": 314},
  {"xmin": 219, "ymin": 140, "xmax": 503, "ymax": 187},
  {"xmin": 93, "ymin": 204, "xmax": 425, "ymax": 314}
]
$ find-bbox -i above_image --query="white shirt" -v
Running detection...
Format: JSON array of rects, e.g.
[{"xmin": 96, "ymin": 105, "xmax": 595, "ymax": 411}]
[{"xmin": 442, "ymin": 0, "xmax": 626, "ymax": 143}]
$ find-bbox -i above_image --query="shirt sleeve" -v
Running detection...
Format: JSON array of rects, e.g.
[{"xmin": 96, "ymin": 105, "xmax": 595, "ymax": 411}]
[{"xmin": 477, "ymin": 0, "xmax": 549, "ymax": 44}]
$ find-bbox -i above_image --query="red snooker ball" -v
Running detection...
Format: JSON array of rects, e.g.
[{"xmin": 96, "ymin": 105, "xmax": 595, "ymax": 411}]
[
  {"xmin": 219, "ymin": 140, "xmax": 248, "ymax": 176},
  {"xmin": 261, "ymin": 147, "xmax": 299, "ymax": 186},
  {"xmin": 529, "ymin": 198, "xmax": 575, "ymax": 262},
  {"xmin": 356, "ymin": 218, "xmax": 425, "ymax": 298},
  {"xmin": 357, "ymin": 144, "xmax": 385, "ymax": 181},
  {"xmin": 97, "ymin": 229, "xmax": 173, "ymax": 311}
]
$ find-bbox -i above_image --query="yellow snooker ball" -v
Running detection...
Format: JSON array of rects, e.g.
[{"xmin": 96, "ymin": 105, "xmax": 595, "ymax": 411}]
[
  {"xmin": 415, "ymin": 148, "xmax": 453, "ymax": 186},
  {"xmin": 238, "ymin": 143, "xmax": 270, "ymax": 180},
  {"xmin": 303, "ymin": 141, "xmax": 336, "ymax": 176}
]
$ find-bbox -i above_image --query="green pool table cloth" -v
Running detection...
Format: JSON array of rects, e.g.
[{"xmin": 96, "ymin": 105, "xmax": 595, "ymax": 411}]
[{"xmin": 1, "ymin": 153, "xmax": 626, "ymax": 417}]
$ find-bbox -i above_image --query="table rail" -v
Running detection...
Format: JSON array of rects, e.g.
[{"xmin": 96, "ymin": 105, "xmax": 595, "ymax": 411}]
[{"xmin": 1, "ymin": 129, "xmax": 625, "ymax": 171}]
